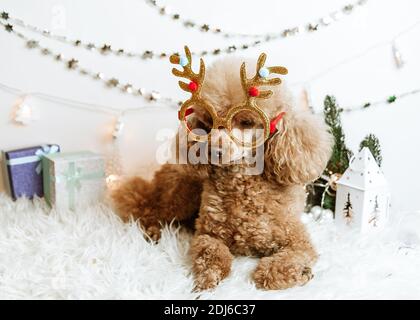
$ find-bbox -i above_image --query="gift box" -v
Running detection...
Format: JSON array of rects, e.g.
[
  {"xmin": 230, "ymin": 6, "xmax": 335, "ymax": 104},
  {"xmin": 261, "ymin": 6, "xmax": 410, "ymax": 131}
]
[
  {"xmin": 42, "ymin": 151, "xmax": 105, "ymax": 211},
  {"xmin": 1, "ymin": 144, "xmax": 60, "ymax": 199}
]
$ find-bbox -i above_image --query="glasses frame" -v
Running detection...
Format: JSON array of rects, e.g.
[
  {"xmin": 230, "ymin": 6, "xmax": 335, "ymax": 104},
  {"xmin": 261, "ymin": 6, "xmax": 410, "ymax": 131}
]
[
  {"xmin": 171, "ymin": 46, "xmax": 288, "ymax": 149},
  {"xmin": 179, "ymin": 99, "xmax": 271, "ymax": 148}
]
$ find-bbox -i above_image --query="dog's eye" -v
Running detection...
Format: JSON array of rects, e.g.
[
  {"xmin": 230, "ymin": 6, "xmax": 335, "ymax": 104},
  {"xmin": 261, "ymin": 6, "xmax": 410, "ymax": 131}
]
[{"xmin": 240, "ymin": 119, "xmax": 255, "ymax": 128}]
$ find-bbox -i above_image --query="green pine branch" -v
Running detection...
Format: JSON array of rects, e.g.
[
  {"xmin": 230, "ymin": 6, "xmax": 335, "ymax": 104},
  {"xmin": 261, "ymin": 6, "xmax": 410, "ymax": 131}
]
[
  {"xmin": 323, "ymin": 96, "xmax": 353, "ymax": 174},
  {"xmin": 359, "ymin": 134, "xmax": 382, "ymax": 166}
]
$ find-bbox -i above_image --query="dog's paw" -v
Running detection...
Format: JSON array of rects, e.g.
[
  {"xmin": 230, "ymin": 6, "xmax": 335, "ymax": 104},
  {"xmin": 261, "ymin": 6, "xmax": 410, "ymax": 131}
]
[
  {"xmin": 190, "ymin": 234, "xmax": 233, "ymax": 291},
  {"xmin": 193, "ymin": 268, "xmax": 224, "ymax": 291},
  {"xmin": 139, "ymin": 224, "xmax": 161, "ymax": 242},
  {"xmin": 301, "ymin": 266, "xmax": 314, "ymax": 284},
  {"xmin": 253, "ymin": 256, "xmax": 313, "ymax": 290}
]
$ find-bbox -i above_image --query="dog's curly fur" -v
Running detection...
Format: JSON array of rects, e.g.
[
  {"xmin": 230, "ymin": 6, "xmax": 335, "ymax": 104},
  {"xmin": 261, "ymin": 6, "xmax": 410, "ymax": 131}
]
[{"xmin": 111, "ymin": 56, "xmax": 333, "ymax": 291}]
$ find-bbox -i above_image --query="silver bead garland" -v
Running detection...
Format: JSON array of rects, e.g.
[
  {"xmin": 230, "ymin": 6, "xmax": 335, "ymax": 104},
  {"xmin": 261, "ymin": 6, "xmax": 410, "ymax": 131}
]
[
  {"xmin": 144, "ymin": 0, "xmax": 368, "ymax": 39},
  {"xmin": 1, "ymin": 0, "xmax": 368, "ymax": 59},
  {"xmin": 0, "ymin": 20, "xmax": 178, "ymax": 104}
]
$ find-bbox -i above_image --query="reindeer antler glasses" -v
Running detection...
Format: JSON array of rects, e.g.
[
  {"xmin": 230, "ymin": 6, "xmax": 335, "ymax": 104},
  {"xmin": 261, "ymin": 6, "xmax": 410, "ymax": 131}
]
[{"xmin": 170, "ymin": 46, "xmax": 288, "ymax": 148}]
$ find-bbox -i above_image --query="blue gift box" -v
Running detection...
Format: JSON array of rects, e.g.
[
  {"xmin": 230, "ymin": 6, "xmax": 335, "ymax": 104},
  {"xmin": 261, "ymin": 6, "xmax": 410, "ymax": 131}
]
[{"xmin": 1, "ymin": 144, "xmax": 60, "ymax": 200}]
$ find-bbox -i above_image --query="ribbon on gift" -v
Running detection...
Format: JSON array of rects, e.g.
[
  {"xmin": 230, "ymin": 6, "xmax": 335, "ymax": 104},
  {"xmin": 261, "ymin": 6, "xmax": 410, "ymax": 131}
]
[
  {"xmin": 55, "ymin": 161, "xmax": 104, "ymax": 211},
  {"xmin": 6, "ymin": 145, "xmax": 59, "ymax": 174}
]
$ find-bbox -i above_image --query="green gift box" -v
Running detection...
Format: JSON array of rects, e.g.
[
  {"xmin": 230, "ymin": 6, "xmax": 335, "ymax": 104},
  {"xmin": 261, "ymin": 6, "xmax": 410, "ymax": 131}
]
[{"xmin": 42, "ymin": 151, "xmax": 105, "ymax": 211}]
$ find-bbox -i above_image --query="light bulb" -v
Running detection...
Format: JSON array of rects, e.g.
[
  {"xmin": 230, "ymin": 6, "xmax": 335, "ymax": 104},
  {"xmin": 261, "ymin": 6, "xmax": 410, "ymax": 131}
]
[
  {"xmin": 300, "ymin": 85, "xmax": 314, "ymax": 112},
  {"xmin": 112, "ymin": 116, "xmax": 125, "ymax": 139},
  {"xmin": 392, "ymin": 42, "xmax": 405, "ymax": 69},
  {"xmin": 19, "ymin": 103, "xmax": 32, "ymax": 117},
  {"xmin": 106, "ymin": 174, "xmax": 121, "ymax": 189},
  {"xmin": 14, "ymin": 96, "xmax": 38, "ymax": 125}
]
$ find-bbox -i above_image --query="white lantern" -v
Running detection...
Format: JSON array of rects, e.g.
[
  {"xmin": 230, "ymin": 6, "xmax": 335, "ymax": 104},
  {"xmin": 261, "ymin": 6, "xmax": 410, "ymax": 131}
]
[{"xmin": 335, "ymin": 147, "xmax": 390, "ymax": 232}]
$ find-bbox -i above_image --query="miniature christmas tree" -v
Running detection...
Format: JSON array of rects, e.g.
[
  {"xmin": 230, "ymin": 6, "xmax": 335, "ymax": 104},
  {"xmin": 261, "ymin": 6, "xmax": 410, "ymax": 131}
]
[
  {"xmin": 368, "ymin": 195, "xmax": 380, "ymax": 227},
  {"xmin": 343, "ymin": 193, "xmax": 353, "ymax": 225}
]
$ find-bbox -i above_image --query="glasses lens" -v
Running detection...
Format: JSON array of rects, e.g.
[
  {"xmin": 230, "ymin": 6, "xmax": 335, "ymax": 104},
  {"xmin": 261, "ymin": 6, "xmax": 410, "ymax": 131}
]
[
  {"xmin": 230, "ymin": 110, "xmax": 266, "ymax": 147},
  {"xmin": 183, "ymin": 105, "xmax": 214, "ymax": 139}
]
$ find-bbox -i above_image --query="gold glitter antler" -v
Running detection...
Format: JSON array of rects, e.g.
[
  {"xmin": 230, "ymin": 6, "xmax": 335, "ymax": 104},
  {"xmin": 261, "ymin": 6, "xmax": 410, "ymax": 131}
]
[
  {"xmin": 169, "ymin": 46, "xmax": 205, "ymax": 96},
  {"xmin": 240, "ymin": 53, "xmax": 288, "ymax": 100}
]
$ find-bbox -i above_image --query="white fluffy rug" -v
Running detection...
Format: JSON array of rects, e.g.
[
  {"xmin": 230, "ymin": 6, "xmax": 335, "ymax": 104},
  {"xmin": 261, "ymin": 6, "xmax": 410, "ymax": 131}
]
[{"xmin": 0, "ymin": 193, "xmax": 419, "ymax": 300}]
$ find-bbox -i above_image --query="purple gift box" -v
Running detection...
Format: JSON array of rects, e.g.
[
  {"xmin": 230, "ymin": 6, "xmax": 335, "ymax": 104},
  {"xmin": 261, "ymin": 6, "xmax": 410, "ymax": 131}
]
[{"xmin": 1, "ymin": 144, "xmax": 60, "ymax": 200}]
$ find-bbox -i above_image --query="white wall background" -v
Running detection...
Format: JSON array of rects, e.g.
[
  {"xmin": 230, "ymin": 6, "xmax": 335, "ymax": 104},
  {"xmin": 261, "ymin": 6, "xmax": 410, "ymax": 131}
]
[{"xmin": 0, "ymin": 0, "xmax": 419, "ymax": 212}]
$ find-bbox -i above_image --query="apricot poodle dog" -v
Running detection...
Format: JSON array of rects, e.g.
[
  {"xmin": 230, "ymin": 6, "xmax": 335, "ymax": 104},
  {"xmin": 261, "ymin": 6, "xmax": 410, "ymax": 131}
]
[{"xmin": 112, "ymin": 49, "xmax": 332, "ymax": 291}]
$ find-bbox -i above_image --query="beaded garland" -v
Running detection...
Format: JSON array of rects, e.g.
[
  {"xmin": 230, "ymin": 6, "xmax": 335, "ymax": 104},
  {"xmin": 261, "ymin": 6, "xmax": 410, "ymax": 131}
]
[
  {"xmin": 1, "ymin": 0, "xmax": 368, "ymax": 60},
  {"xmin": 0, "ymin": 20, "xmax": 175, "ymax": 104},
  {"xmin": 144, "ymin": 0, "xmax": 368, "ymax": 40}
]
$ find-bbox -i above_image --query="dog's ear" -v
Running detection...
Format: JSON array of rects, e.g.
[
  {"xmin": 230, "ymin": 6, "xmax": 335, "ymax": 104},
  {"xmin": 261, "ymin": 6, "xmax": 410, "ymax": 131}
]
[{"xmin": 264, "ymin": 109, "xmax": 333, "ymax": 185}]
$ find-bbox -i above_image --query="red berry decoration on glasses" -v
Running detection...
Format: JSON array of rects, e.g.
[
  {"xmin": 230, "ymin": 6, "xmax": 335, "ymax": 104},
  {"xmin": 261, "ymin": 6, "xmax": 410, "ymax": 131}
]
[
  {"xmin": 188, "ymin": 81, "xmax": 198, "ymax": 92},
  {"xmin": 248, "ymin": 86, "xmax": 259, "ymax": 97}
]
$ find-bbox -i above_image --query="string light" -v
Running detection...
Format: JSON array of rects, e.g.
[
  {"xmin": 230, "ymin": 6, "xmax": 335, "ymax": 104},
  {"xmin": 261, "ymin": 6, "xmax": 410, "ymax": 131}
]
[
  {"xmin": 0, "ymin": 82, "xmax": 176, "ymax": 117},
  {"xmin": 290, "ymin": 19, "xmax": 420, "ymax": 87},
  {"xmin": 105, "ymin": 132, "xmax": 124, "ymax": 189},
  {"xmin": 391, "ymin": 41, "xmax": 405, "ymax": 69},
  {"xmin": 106, "ymin": 174, "xmax": 121, "ymax": 189},
  {"xmin": 300, "ymin": 84, "xmax": 314, "ymax": 113},
  {"xmin": 2, "ymin": 79, "xmax": 419, "ymax": 131},
  {"xmin": 346, "ymin": 88, "xmax": 420, "ymax": 112},
  {"xmin": 14, "ymin": 95, "xmax": 38, "ymax": 125},
  {"xmin": 112, "ymin": 115, "xmax": 125, "ymax": 139}
]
